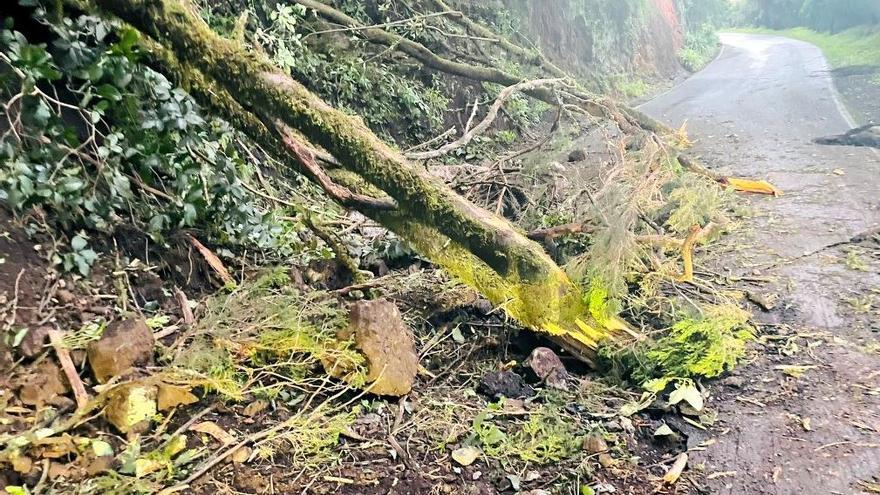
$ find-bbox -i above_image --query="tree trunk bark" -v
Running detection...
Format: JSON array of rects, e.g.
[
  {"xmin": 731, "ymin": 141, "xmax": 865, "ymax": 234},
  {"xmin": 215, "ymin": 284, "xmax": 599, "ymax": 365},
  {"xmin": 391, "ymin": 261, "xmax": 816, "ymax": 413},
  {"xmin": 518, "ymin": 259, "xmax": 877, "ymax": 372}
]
[{"xmin": 72, "ymin": 0, "xmax": 636, "ymax": 362}]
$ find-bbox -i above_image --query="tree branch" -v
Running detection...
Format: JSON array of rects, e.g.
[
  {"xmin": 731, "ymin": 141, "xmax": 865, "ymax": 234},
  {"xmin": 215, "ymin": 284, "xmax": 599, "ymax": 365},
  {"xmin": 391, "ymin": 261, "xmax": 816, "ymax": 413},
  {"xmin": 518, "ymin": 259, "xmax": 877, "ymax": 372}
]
[{"xmin": 405, "ymin": 78, "xmax": 563, "ymax": 160}]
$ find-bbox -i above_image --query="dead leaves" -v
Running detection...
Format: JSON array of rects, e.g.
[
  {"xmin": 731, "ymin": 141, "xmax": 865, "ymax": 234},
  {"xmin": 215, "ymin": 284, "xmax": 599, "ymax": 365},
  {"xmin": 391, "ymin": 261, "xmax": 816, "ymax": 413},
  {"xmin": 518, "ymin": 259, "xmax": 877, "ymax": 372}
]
[
  {"xmin": 190, "ymin": 421, "xmax": 251, "ymax": 464},
  {"xmin": 662, "ymin": 452, "xmax": 688, "ymax": 484},
  {"xmin": 191, "ymin": 421, "xmax": 236, "ymax": 446},
  {"xmin": 722, "ymin": 177, "xmax": 783, "ymax": 196},
  {"xmin": 157, "ymin": 384, "xmax": 199, "ymax": 411}
]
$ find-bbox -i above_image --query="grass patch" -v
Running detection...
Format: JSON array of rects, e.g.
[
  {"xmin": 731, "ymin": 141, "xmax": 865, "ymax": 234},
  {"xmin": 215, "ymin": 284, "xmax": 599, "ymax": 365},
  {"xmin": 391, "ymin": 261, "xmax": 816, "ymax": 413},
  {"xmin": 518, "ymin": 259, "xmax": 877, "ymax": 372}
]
[
  {"xmin": 730, "ymin": 26, "xmax": 880, "ymax": 68},
  {"xmin": 680, "ymin": 25, "xmax": 721, "ymax": 72},
  {"xmin": 610, "ymin": 74, "xmax": 652, "ymax": 99},
  {"xmin": 469, "ymin": 400, "xmax": 585, "ymax": 465},
  {"xmin": 168, "ymin": 274, "xmax": 368, "ymax": 401}
]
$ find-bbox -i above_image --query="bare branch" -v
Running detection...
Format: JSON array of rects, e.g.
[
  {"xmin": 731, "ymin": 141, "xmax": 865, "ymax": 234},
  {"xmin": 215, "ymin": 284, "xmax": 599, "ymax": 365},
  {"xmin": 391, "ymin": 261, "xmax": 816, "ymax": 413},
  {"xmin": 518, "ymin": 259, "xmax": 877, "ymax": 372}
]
[{"xmin": 406, "ymin": 78, "xmax": 564, "ymax": 160}]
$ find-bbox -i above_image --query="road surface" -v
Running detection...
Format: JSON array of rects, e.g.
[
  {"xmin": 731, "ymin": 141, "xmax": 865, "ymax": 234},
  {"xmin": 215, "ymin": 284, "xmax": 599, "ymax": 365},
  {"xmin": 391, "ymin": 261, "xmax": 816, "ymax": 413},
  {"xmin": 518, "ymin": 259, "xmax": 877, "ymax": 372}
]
[{"xmin": 642, "ymin": 33, "xmax": 880, "ymax": 494}]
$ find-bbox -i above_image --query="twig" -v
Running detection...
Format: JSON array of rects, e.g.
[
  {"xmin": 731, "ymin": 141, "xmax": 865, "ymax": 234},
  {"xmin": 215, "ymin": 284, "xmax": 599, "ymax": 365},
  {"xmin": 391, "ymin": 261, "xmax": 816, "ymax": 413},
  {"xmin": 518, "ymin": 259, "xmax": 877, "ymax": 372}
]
[
  {"xmin": 3, "ymin": 269, "xmax": 25, "ymax": 331},
  {"xmin": 275, "ymin": 121, "xmax": 397, "ymax": 210},
  {"xmin": 406, "ymin": 79, "xmax": 564, "ymax": 160},
  {"xmin": 174, "ymin": 287, "xmax": 195, "ymax": 325},
  {"xmin": 32, "ymin": 459, "xmax": 50, "ymax": 495},
  {"xmin": 47, "ymin": 330, "xmax": 90, "ymax": 410},
  {"xmin": 528, "ymin": 222, "xmax": 596, "ymax": 241},
  {"xmin": 303, "ymin": 10, "xmax": 459, "ymax": 39},
  {"xmin": 675, "ymin": 224, "xmax": 702, "ymax": 283},
  {"xmin": 404, "ymin": 126, "xmax": 456, "ymax": 153}
]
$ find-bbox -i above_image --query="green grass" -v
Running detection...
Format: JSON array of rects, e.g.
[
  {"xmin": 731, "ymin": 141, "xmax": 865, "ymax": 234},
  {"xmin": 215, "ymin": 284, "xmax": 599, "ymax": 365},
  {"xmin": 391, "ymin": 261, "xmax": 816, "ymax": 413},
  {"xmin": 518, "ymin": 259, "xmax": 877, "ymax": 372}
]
[
  {"xmin": 730, "ymin": 26, "xmax": 880, "ymax": 68},
  {"xmin": 612, "ymin": 75, "xmax": 652, "ymax": 99},
  {"xmin": 680, "ymin": 25, "xmax": 721, "ymax": 72}
]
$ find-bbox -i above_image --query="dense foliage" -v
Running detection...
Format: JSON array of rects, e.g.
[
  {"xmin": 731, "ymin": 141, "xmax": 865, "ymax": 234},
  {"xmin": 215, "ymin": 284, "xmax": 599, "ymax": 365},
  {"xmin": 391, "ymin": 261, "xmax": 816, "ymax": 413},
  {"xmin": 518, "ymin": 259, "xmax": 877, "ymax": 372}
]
[
  {"xmin": 735, "ymin": 0, "xmax": 880, "ymax": 32},
  {"xmin": 0, "ymin": 5, "xmax": 314, "ymax": 274}
]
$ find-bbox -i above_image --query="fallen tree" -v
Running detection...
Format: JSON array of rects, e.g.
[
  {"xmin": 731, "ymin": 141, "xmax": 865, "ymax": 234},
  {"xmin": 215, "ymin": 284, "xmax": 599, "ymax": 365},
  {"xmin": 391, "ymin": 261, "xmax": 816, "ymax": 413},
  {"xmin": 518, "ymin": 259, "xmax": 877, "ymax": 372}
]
[{"xmin": 64, "ymin": 0, "xmax": 635, "ymax": 362}]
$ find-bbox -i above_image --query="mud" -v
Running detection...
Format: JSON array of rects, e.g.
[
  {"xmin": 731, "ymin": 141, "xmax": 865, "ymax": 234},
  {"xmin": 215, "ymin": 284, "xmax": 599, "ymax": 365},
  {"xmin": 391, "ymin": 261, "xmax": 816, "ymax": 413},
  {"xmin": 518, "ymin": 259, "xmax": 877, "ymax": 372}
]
[{"xmin": 641, "ymin": 33, "xmax": 880, "ymax": 494}]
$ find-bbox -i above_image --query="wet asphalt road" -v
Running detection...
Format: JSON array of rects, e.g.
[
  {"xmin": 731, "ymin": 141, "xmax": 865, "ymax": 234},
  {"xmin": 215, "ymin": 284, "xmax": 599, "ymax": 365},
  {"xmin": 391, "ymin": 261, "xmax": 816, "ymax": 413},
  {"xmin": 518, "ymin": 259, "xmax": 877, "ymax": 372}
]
[
  {"xmin": 642, "ymin": 33, "xmax": 879, "ymax": 258},
  {"xmin": 641, "ymin": 34, "xmax": 880, "ymax": 495}
]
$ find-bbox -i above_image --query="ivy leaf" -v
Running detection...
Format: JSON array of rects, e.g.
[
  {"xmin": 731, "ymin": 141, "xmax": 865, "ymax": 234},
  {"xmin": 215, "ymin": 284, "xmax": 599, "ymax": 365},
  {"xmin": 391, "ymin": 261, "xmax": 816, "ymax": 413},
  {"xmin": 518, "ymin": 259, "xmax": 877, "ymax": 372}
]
[
  {"xmin": 60, "ymin": 177, "xmax": 84, "ymax": 192},
  {"xmin": 96, "ymin": 84, "xmax": 123, "ymax": 102},
  {"xmin": 70, "ymin": 235, "xmax": 87, "ymax": 251},
  {"xmin": 668, "ymin": 382, "xmax": 704, "ymax": 411},
  {"xmin": 21, "ymin": 96, "xmax": 51, "ymax": 127}
]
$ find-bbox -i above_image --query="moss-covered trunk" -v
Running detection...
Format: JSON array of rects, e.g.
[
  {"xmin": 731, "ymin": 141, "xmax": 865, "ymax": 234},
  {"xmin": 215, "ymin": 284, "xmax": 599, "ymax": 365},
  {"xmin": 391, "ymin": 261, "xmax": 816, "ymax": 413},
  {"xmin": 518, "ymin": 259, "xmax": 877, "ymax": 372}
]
[{"xmin": 74, "ymin": 0, "xmax": 631, "ymax": 362}]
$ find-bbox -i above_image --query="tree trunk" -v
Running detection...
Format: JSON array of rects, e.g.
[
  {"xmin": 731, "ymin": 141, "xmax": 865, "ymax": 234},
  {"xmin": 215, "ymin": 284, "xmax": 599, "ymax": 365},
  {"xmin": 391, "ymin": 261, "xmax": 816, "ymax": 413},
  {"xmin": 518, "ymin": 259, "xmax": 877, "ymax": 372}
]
[{"xmin": 71, "ymin": 0, "xmax": 635, "ymax": 362}]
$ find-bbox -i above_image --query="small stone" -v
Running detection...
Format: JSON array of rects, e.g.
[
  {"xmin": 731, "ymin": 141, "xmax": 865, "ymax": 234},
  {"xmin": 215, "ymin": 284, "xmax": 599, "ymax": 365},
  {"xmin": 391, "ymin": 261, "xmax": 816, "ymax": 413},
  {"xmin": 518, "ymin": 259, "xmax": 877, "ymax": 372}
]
[
  {"xmin": 478, "ymin": 371, "xmax": 535, "ymax": 400},
  {"xmin": 87, "ymin": 318, "xmax": 154, "ymax": 383},
  {"xmin": 242, "ymin": 399, "xmax": 269, "ymax": 417},
  {"xmin": 471, "ymin": 298, "xmax": 493, "ymax": 315},
  {"xmin": 598, "ymin": 453, "xmax": 616, "ymax": 468},
  {"xmin": 231, "ymin": 446, "xmax": 251, "ymax": 464},
  {"xmin": 19, "ymin": 326, "xmax": 51, "ymax": 358},
  {"xmin": 47, "ymin": 395, "xmax": 76, "ymax": 411},
  {"xmin": 55, "ymin": 289, "xmax": 76, "ymax": 304},
  {"xmin": 523, "ymin": 347, "xmax": 568, "ymax": 390},
  {"xmin": 724, "ymin": 375, "xmax": 745, "ymax": 388},
  {"xmin": 451, "ymin": 446, "xmax": 481, "ymax": 466},
  {"xmin": 604, "ymin": 420, "xmax": 623, "ymax": 432},
  {"xmin": 583, "ymin": 434, "xmax": 609, "ymax": 454},
  {"xmin": 328, "ymin": 299, "xmax": 418, "ymax": 396},
  {"xmin": 567, "ymin": 149, "xmax": 587, "ymax": 162}
]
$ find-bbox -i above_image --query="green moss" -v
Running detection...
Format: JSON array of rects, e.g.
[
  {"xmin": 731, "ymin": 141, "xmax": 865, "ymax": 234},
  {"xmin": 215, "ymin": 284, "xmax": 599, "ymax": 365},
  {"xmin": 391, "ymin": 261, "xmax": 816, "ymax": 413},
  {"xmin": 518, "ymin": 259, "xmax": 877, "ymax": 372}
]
[
  {"xmin": 107, "ymin": 0, "xmax": 560, "ymax": 281},
  {"xmin": 253, "ymin": 266, "xmax": 291, "ymax": 290},
  {"xmin": 646, "ymin": 304, "xmax": 753, "ymax": 380}
]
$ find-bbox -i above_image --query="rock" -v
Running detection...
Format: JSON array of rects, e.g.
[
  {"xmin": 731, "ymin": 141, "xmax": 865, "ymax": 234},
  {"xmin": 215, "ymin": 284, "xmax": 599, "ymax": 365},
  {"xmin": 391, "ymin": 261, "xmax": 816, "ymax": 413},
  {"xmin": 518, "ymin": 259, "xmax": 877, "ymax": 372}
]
[
  {"xmin": 723, "ymin": 375, "xmax": 745, "ymax": 388},
  {"xmin": 583, "ymin": 434, "xmax": 609, "ymax": 454},
  {"xmin": 451, "ymin": 446, "xmax": 481, "ymax": 466},
  {"xmin": 471, "ymin": 298, "xmax": 493, "ymax": 315},
  {"xmin": 598, "ymin": 452, "xmax": 616, "ymax": 468},
  {"xmin": 18, "ymin": 360, "xmax": 69, "ymax": 407},
  {"xmin": 55, "ymin": 289, "xmax": 76, "ymax": 304},
  {"xmin": 334, "ymin": 299, "xmax": 418, "ymax": 396},
  {"xmin": 105, "ymin": 383, "xmax": 157, "ymax": 434},
  {"xmin": 242, "ymin": 399, "xmax": 268, "ymax": 417},
  {"xmin": 87, "ymin": 318, "xmax": 154, "ymax": 383},
  {"xmin": 19, "ymin": 326, "xmax": 51, "ymax": 358},
  {"xmin": 478, "ymin": 371, "xmax": 535, "ymax": 400},
  {"xmin": 523, "ymin": 347, "xmax": 568, "ymax": 390},
  {"xmin": 567, "ymin": 149, "xmax": 587, "ymax": 162},
  {"xmin": 48, "ymin": 395, "xmax": 76, "ymax": 412},
  {"xmin": 604, "ymin": 420, "xmax": 623, "ymax": 432}
]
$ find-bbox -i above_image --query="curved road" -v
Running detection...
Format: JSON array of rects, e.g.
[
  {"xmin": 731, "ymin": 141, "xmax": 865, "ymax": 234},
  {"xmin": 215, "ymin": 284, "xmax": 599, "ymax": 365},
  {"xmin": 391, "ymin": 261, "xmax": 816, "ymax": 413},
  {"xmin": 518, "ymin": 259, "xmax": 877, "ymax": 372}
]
[{"xmin": 642, "ymin": 34, "xmax": 880, "ymax": 494}]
